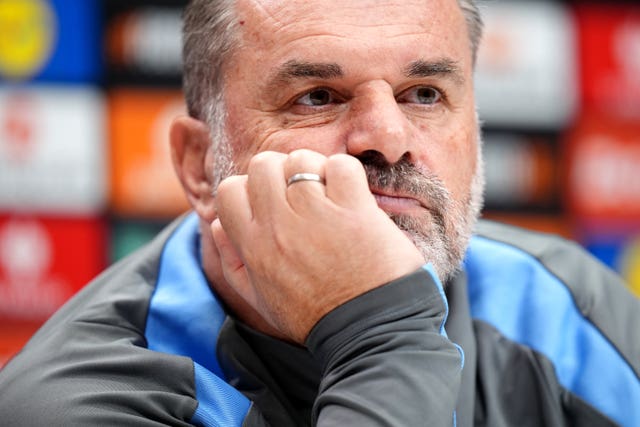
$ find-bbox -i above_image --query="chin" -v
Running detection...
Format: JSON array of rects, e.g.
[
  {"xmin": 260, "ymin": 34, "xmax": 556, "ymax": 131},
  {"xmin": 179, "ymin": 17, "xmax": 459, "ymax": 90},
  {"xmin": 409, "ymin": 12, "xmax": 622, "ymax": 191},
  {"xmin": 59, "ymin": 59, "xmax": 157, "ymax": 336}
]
[{"xmin": 390, "ymin": 212, "xmax": 465, "ymax": 284}]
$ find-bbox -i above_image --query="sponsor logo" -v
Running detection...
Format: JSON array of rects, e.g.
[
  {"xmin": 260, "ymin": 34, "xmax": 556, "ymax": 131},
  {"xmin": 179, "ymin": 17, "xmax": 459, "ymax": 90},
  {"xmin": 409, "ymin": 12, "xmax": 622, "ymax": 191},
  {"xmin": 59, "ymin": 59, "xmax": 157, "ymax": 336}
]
[
  {"xmin": 122, "ymin": 99, "xmax": 186, "ymax": 208},
  {"xmin": 0, "ymin": 87, "xmax": 106, "ymax": 212},
  {"xmin": 110, "ymin": 91, "xmax": 189, "ymax": 217},
  {"xmin": 0, "ymin": 218, "xmax": 66, "ymax": 318},
  {"xmin": 475, "ymin": 2, "xmax": 576, "ymax": 128},
  {"xmin": 0, "ymin": 0, "xmax": 56, "ymax": 80},
  {"xmin": 478, "ymin": 17, "xmax": 517, "ymax": 73},
  {"xmin": 578, "ymin": 6, "xmax": 640, "ymax": 114},
  {"xmin": 571, "ymin": 134, "xmax": 640, "ymax": 216},
  {"xmin": 483, "ymin": 133, "xmax": 557, "ymax": 208},
  {"xmin": 107, "ymin": 8, "xmax": 182, "ymax": 75},
  {"xmin": 614, "ymin": 17, "xmax": 640, "ymax": 98},
  {"xmin": 0, "ymin": 92, "xmax": 38, "ymax": 162}
]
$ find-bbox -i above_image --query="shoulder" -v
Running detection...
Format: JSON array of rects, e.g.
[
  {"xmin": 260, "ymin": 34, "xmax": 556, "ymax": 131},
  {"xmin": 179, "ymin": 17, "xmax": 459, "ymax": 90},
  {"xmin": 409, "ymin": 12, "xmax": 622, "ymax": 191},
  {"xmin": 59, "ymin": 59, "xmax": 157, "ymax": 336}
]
[
  {"xmin": 464, "ymin": 219, "xmax": 640, "ymax": 426},
  {"xmin": 468, "ymin": 219, "xmax": 627, "ymax": 304},
  {"xmin": 0, "ymin": 215, "xmax": 201, "ymax": 425},
  {"xmin": 466, "ymin": 219, "xmax": 637, "ymax": 341},
  {"xmin": 473, "ymin": 219, "xmax": 590, "ymax": 263}
]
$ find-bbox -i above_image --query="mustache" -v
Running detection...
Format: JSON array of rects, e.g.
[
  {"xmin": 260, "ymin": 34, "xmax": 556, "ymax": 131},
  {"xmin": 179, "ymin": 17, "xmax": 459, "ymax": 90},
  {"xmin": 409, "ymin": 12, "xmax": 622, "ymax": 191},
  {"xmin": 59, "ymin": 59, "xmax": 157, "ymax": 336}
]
[{"xmin": 356, "ymin": 150, "xmax": 451, "ymax": 215}]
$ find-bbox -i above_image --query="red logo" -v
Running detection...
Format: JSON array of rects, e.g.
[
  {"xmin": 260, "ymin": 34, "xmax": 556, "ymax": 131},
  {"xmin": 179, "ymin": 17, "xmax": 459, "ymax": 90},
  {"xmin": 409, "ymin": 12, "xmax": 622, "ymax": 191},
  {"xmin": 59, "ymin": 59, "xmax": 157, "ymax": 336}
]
[
  {"xmin": 0, "ymin": 216, "xmax": 106, "ymax": 320},
  {"xmin": 1, "ymin": 93, "xmax": 38, "ymax": 163}
]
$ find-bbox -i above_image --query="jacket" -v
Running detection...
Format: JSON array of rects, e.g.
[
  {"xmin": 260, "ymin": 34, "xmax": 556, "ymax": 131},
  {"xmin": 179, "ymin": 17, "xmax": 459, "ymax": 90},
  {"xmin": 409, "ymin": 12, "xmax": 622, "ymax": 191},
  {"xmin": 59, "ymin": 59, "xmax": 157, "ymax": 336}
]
[{"xmin": 0, "ymin": 212, "xmax": 638, "ymax": 426}]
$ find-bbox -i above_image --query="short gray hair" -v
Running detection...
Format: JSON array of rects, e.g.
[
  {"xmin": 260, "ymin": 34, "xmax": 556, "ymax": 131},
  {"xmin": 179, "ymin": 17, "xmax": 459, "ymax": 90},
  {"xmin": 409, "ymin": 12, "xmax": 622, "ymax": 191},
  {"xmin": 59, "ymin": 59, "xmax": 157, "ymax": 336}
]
[
  {"xmin": 458, "ymin": 0, "xmax": 484, "ymax": 65},
  {"xmin": 182, "ymin": 0, "xmax": 238, "ymax": 123},
  {"xmin": 182, "ymin": 0, "xmax": 483, "ymax": 125}
]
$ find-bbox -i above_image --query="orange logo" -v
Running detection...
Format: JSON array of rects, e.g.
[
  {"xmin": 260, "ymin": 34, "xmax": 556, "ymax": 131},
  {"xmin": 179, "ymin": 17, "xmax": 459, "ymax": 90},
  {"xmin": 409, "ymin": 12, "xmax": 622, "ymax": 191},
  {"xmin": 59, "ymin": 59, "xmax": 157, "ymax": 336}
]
[{"xmin": 109, "ymin": 90, "xmax": 190, "ymax": 218}]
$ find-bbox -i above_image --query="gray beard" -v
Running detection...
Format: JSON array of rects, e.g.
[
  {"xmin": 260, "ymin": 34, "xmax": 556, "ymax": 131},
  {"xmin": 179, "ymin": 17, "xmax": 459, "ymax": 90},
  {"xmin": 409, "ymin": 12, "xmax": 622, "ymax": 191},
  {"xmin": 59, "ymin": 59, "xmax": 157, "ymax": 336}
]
[
  {"xmin": 390, "ymin": 151, "xmax": 484, "ymax": 283},
  {"xmin": 357, "ymin": 131, "xmax": 485, "ymax": 283}
]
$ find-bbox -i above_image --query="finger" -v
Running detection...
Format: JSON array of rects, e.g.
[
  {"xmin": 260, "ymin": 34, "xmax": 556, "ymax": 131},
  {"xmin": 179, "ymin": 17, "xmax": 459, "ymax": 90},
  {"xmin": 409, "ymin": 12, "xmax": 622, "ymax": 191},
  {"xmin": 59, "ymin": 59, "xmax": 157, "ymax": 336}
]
[
  {"xmin": 210, "ymin": 218, "xmax": 245, "ymax": 273},
  {"xmin": 210, "ymin": 218, "xmax": 258, "ymax": 309},
  {"xmin": 215, "ymin": 174, "xmax": 253, "ymax": 248},
  {"xmin": 246, "ymin": 151, "xmax": 289, "ymax": 224},
  {"xmin": 283, "ymin": 149, "xmax": 328, "ymax": 213},
  {"xmin": 325, "ymin": 154, "xmax": 377, "ymax": 210}
]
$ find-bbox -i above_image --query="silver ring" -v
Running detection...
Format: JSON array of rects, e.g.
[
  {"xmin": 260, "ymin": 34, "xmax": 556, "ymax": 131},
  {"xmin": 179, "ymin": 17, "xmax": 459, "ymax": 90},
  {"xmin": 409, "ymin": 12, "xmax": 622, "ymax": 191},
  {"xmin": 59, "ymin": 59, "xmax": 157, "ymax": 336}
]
[{"xmin": 287, "ymin": 173, "xmax": 325, "ymax": 187}]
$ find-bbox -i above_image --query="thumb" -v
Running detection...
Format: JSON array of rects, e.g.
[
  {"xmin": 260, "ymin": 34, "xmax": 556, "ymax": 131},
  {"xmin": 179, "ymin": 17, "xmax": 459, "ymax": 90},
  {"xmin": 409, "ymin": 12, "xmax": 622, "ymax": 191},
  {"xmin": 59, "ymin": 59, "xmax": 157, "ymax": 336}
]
[
  {"xmin": 325, "ymin": 154, "xmax": 377, "ymax": 210},
  {"xmin": 210, "ymin": 218, "xmax": 257, "ymax": 308}
]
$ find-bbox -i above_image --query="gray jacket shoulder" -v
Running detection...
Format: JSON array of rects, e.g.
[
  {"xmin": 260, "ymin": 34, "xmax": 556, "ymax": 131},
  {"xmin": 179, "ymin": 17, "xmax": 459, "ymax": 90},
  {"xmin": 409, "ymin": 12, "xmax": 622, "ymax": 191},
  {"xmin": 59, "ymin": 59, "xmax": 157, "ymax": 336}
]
[
  {"xmin": 0, "ymin": 216, "xmax": 199, "ymax": 426},
  {"xmin": 474, "ymin": 219, "xmax": 640, "ymax": 380}
]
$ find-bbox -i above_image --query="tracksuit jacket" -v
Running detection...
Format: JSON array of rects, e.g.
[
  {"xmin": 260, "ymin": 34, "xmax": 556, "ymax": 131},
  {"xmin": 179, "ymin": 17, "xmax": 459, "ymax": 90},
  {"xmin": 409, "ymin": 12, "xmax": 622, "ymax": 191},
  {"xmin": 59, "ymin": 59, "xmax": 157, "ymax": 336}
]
[{"xmin": 0, "ymin": 212, "xmax": 638, "ymax": 426}]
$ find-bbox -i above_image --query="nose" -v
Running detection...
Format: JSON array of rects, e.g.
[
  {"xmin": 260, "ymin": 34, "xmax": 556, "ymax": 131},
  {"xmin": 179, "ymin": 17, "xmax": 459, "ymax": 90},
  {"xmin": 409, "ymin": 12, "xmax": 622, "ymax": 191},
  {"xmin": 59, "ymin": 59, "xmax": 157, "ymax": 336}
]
[{"xmin": 344, "ymin": 84, "xmax": 414, "ymax": 165}]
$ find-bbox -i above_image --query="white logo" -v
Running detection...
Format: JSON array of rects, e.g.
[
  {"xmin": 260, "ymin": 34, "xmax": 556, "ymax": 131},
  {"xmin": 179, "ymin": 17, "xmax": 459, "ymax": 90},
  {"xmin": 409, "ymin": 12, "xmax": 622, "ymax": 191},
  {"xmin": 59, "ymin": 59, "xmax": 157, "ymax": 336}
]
[
  {"xmin": 615, "ymin": 18, "xmax": 640, "ymax": 86},
  {"xmin": 0, "ymin": 218, "xmax": 51, "ymax": 287},
  {"xmin": 0, "ymin": 218, "xmax": 65, "ymax": 318}
]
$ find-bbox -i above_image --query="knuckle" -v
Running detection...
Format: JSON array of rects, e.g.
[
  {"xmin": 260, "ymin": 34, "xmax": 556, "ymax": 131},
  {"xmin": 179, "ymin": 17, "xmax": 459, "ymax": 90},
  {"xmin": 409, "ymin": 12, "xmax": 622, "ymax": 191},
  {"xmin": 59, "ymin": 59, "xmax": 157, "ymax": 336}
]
[
  {"xmin": 249, "ymin": 151, "xmax": 274, "ymax": 171},
  {"xmin": 217, "ymin": 175, "xmax": 243, "ymax": 196},
  {"xmin": 288, "ymin": 149, "xmax": 326, "ymax": 165},
  {"xmin": 327, "ymin": 153, "xmax": 364, "ymax": 175}
]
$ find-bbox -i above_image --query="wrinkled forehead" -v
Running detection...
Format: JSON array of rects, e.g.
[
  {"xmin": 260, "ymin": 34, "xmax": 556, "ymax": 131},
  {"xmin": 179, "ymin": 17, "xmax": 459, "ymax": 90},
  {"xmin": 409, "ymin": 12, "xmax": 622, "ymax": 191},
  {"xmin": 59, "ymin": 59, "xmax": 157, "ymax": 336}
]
[{"xmin": 236, "ymin": 0, "xmax": 469, "ymax": 45}]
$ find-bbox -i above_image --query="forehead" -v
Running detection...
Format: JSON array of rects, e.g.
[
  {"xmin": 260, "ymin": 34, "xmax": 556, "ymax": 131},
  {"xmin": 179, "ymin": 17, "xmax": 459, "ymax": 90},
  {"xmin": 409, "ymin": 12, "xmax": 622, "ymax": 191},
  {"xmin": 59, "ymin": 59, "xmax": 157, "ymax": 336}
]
[
  {"xmin": 240, "ymin": 0, "xmax": 456, "ymax": 29},
  {"xmin": 233, "ymin": 0, "xmax": 472, "ymax": 70}
]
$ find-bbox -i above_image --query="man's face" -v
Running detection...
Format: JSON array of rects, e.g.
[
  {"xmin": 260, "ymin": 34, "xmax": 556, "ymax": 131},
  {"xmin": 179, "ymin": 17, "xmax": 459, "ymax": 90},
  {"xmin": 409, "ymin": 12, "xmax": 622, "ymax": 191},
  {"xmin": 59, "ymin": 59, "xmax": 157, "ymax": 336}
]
[{"xmin": 216, "ymin": 0, "xmax": 482, "ymax": 280}]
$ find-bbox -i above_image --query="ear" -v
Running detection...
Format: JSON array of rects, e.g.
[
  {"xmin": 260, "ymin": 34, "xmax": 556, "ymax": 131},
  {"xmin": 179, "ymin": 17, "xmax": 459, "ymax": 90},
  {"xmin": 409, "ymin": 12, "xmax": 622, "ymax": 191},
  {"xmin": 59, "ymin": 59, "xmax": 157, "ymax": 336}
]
[{"xmin": 170, "ymin": 116, "xmax": 217, "ymax": 222}]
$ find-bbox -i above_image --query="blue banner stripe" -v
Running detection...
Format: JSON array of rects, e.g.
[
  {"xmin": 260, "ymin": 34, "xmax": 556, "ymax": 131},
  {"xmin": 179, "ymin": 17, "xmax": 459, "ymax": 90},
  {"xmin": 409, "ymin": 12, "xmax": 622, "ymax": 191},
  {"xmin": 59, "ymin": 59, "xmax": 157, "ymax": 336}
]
[{"xmin": 43, "ymin": 0, "xmax": 103, "ymax": 82}]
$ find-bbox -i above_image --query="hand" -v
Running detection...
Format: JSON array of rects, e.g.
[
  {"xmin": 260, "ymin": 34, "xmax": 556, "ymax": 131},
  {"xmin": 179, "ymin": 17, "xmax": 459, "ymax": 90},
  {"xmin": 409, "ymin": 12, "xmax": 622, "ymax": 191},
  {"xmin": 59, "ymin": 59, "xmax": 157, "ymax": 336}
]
[{"xmin": 211, "ymin": 149, "xmax": 423, "ymax": 343}]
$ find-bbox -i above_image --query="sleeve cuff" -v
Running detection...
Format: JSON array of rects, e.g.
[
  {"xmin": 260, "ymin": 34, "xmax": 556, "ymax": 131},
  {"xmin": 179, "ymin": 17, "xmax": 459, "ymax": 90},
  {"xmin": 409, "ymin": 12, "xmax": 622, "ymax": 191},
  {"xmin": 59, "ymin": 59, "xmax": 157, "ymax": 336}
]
[{"xmin": 305, "ymin": 264, "xmax": 448, "ymax": 366}]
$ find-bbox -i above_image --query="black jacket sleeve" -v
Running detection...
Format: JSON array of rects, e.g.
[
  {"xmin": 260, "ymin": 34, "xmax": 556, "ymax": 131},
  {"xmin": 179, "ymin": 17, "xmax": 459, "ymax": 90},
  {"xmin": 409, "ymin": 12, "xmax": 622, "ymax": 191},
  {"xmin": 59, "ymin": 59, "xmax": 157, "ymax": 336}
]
[{"xmin": 306, "ymin": 266, "xmax": 463, "ymax": 426}]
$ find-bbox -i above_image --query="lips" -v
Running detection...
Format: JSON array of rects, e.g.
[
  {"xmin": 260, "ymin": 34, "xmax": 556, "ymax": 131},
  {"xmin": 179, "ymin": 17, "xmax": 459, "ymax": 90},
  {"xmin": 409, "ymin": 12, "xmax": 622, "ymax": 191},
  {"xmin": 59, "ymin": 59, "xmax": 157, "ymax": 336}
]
[{"xmin": 370, "ymin": 188, "xmax": 427, "ymax": 214}]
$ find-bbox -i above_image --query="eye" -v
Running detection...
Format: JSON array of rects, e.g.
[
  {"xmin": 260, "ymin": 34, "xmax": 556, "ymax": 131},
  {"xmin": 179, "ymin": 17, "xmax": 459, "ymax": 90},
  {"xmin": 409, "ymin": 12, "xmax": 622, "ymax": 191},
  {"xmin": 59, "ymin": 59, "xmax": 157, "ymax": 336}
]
[
  {"xmin": 295, "ymin": 88, "xmax": 336, "ymax": 106},
  {"xmin": 398, "ymin": 86, "xmax": 443, "ymax": 105}
]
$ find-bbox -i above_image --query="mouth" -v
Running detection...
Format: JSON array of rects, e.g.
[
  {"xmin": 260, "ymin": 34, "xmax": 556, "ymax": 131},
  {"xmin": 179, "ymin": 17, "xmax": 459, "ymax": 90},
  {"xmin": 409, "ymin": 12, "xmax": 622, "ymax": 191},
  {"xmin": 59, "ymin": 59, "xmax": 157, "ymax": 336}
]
[{"xmin": 370, "ymin": 188, "xmax": 427, "ymax": 215}]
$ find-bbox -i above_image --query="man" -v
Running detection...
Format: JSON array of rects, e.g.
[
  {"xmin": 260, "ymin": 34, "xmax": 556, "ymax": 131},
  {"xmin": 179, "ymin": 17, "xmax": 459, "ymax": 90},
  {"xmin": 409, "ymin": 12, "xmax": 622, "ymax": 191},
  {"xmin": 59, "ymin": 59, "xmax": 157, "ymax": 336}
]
[{"xmin": 0, "ymin": 0, "xmax": 638, "ymax": 425}]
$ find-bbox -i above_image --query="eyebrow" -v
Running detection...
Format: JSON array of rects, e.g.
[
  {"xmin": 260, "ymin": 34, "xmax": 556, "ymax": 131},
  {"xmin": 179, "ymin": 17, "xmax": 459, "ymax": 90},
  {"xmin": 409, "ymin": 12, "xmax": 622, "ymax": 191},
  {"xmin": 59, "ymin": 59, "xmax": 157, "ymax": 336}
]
[
  {"xmin": 271, "ymin": 60, "xmax": 344, "ymax": 84},
  {"xmin": 404, "ymin": 59, "xmax": 465, "ymax": 84},
  {"xmin": 267, "ymin": 58, "xmax": 464, "ymax": 88}
]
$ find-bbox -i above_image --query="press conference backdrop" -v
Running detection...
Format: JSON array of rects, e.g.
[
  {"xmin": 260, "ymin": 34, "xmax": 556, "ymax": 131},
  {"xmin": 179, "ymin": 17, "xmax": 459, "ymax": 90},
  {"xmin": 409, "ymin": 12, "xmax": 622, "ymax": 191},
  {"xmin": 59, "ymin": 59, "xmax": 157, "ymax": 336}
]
[{"xmin": 1, "ymin": 0, "xmax": 639, "ymax": 365}]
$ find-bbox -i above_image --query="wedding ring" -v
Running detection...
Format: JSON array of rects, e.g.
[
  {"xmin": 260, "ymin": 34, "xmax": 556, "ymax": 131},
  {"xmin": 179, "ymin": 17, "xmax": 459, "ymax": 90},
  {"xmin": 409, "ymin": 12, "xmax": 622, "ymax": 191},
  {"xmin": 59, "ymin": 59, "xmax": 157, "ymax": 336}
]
[{"xmin": 287, "ymin": 173, "xmax": 325, "ymax": 186}]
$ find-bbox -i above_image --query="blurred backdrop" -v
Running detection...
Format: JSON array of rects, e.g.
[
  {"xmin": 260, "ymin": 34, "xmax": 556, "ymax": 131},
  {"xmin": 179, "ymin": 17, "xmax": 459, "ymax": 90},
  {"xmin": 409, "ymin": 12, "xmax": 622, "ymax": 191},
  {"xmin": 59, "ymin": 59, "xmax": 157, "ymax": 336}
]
[{"xmin": 1, "ymin": 0, "xmax": 639, "ymax": 365}]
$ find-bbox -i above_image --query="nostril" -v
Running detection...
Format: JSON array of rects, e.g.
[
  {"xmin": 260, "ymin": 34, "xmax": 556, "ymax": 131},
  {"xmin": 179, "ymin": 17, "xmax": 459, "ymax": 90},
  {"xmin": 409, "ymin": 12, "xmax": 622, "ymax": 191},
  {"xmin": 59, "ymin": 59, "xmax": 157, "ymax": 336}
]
[
  {"xmin": 355, "ymin": 150, "xmax": 388, "ymax": 168},
  {"xmin": 355, "ymin": 150, "xmax": 411, "ymax": 169},
  {"xmin": 344, "ymin": 101, "xmax": 413, "ymax": 165}
]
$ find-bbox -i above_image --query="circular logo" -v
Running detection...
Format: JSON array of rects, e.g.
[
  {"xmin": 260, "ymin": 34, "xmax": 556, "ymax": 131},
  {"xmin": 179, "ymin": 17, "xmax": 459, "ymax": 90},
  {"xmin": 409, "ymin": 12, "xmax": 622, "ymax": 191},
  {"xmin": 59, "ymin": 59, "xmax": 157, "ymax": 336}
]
[
  {"xmin": 0, "ymin": 217, "xmax": 52, "ymax": 287},
  {"xmin": 0, "ymin": 0, "xmax": 56, "ymax": 80}
]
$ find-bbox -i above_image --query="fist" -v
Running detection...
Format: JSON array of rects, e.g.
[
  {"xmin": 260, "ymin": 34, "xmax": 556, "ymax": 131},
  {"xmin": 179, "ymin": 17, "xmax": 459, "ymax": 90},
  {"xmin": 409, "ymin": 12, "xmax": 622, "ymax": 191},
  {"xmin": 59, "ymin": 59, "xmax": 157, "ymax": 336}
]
[{"xmin": 211, "ymin": 149, "xmax": 423, "ymax": 343}]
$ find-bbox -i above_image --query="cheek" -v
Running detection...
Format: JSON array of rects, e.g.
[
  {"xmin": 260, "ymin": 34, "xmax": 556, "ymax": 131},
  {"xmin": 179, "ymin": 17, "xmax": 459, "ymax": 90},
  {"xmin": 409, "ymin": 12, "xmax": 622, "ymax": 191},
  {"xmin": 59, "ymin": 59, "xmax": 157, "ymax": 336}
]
[
  {"xmin": 224, "ymin": 110, "xmax": 277, "ymax": 172},
  {"xmin": 227, "ymin": 116, "xmax": 346, "ymax": 172},
  {"xmin": 444, "ymin": 127, "xmax": 477, "ymax": 200},
  {"xmin": 414, "ymin": 122, "xmax": 477, "ymax": 201},
  {"xmin": 261, "ymin": 126, "xmax": 345, "ymax": 157}
]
